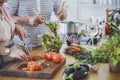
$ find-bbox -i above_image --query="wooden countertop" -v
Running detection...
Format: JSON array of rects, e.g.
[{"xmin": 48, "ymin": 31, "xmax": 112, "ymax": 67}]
[{"xmin": 0, "ymin": 46, "xmax": 120, "ymax": 80}]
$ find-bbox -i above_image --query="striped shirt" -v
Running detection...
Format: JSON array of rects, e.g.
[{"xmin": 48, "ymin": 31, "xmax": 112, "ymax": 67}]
[{"xmin": 6, "ymin": 0, "xmax": 61, "ymax": 47}]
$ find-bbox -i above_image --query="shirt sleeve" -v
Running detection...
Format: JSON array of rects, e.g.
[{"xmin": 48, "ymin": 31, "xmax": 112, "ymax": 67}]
[
  {"xmin": 6, "ymin": 0, "xmax": 19, "ymax": 15},
  {"xmin": 53, "ymin": 0, "xmax": 62, "ymax": 15}
]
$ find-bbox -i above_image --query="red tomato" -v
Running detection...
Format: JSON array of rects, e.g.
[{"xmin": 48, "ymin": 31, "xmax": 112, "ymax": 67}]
[
  {"xmin": 57, "ymin": 54, "xmax": 64, "ymax": 60},
  {"xmin": 26, "ymin": 54, "xmax": 37, "ymax": 61},
  {"xmin": 40, "ymin": 53, "xmax": 47, "ymax": 59},
  {"xmin": 35, "ymin": 65, "xmax": 43, "ymax": 71},
  {"xmin": 52, "ymin": 54, "xmax": 63, "ymax": 63},
  {"xmin": 31, "ymin": 54, "xmax": 37, "ymax": 61},
  {"xmin": 27, "ymin": 61, "xmax": 43, "ymax": 71},
  {"xmin": 45, "ymin": 52, "xmax": 56, "ymax": 60},
  {"xmin": 30, "ymin": 65, "xmax": 36, "ymax": 71},
  {"xmin": 46, "ymin": 53, "xmax": 52, "ymax": 60},
  {"xmin": 49, "ymin": 52, "xmax": 56, "ymax": 60}
]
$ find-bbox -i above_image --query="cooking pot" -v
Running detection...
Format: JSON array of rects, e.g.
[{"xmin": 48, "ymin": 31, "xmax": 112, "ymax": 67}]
[{"xmin": 61, "ymin": 21, "xmax": 80, "ymax": 35}]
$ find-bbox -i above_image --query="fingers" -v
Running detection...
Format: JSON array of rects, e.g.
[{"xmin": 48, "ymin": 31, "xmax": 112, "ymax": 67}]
[
  {"xmin": 33, "ymin": 16, "xmax": 44, "ymax": 26},
  {"xmin": 29, "ymin": 15, "xmax": 44, "ymax": 27},
  {"xmin": 57, "ymin": 10, "xmax": 62, "ymax": 16},
  {"xmin": 57, "ymin": 9, "xmax": 66, "ymax": 21},
  {"xmin": 17, "ymin": 51, "xmax": 27, "ymax": 60},
  {"xmin": 15, "ymin": 24, "xmax": 27, "ymax": 41},
  {"xmin": 20, "ymin": 29, "xmax": 26, "ymax": 41},
  {"xmin": 9, "ymin": 50, "xmax": 27, "ymax": 60},
  {"xmin": 57, "ymin": 9, "xmax": 67, "ymax": 21},
  {"xmin": 18, "ymin": 27, "xmax": 26, "ymax": 41}
]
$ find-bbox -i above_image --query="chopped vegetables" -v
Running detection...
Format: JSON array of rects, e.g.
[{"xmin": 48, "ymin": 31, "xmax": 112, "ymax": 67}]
[
  {"xmin": 22, "ymin": 61, "xmax": 43, "ymax": 71},
  {"xmin": 26, "ymin": 54, "xmax": 37, "ymax": 61}
]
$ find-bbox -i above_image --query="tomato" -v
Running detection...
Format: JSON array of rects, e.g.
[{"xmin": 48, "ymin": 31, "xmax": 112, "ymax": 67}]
[
  {"xmin": 31, "ymin": 54, "xmax": 37, "ymax": 61},
  {"xmin": 46, "ymin": 52, "xmax": 56, "ymax": 60},
  {"xmin": 30, "ymin": 65, "xmax": 36, "ymax": 71},
  {"xmin": 57, "ymin": 54, "xmax": 64, "ymax": 60},
  {"xmin": 26, "ymin": 61, "xmax": 43, "ymax": 71},
  {"xmin": 52, "ymin": 54, "xmax": 63, "ymax": 63},
  {"xmin": 26, "ymin": 54, "xmax": 37, "ymax": 61},
  {"xmin": 49, "ymin": 52, "xmax": 56, "ymax": 60},
  {"xmin": 35, "ymin": 65, "xmax": 43, "ymax": 71},
  {"xmin": 46, "ymin": 53, "xmax": 52, "ymax": 60},
  {"xmin": 40, "ymin": 53, "xmax": 47, "ymax": 59}
]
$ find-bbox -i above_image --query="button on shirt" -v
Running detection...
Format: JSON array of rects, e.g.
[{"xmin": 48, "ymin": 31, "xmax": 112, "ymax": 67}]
[{"xmin": 6, "ymin": 0, "xmax": 61, "ymax": 47}]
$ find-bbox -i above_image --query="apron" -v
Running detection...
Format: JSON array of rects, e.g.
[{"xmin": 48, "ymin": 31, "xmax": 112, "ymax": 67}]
[{"xmin": 0, "ymin": 10, "xmax": 14, "ymax": 69}]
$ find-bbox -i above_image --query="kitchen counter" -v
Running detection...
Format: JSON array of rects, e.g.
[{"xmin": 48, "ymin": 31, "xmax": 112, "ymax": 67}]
[{"xmin": 0, "ymin": 46, "xmax": 120, "ymax": 80}]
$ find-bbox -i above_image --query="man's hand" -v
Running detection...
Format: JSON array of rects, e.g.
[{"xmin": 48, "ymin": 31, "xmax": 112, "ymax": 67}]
[
  {"xmin": 15, "ymin": 24, "xmax": 26, "ymax": 41},
  {"xmin": 9, "ymin": 49, "xmax": 27, "ymax": 60},
  {"xmin": 57, "ymin": 9, "xmax": 67, "ymax": 21},
  {"xmin": 28, "ymin": 15, "xmax": 44, "ymax": 27}
]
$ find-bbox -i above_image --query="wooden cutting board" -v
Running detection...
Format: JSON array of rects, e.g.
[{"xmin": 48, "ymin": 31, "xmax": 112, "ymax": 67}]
[{"xmin": 0, "ymin": 57, "xmax": 66, "ymax": 79}]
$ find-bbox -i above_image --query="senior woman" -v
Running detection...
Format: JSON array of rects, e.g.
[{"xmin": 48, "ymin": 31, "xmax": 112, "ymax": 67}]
[{"xmin": 0, "ymin": 0, "xmax": 27, "ymax": 68}]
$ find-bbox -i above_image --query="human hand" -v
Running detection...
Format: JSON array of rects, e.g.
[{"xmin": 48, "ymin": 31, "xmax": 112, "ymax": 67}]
[
  {"xmin": 9, "ymin": 49, "xmax": 27, "ymax": 60},
  {"xmin": 15, "ymin": 24, "xmax": 26, "ymax": 41},
  {"xmin": 57, "ymin": 9, "xmax": 67, "ymax": 21},
  {"xmin": 28, "ymin": 15, "xmax": 44, "ymax": 27}
]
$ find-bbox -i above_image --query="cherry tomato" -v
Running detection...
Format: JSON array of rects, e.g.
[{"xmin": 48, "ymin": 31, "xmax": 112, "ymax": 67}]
[
  {"xmin": 46, "ymin": 53, "xmax": 52, "ymax": 60},
  {"xmin": 30, "ymin": 65, "xmax": 36, "ymax": 71},
  {"xmin": 52, "ymin": 54, "xmax": 63, "ymax": 63},
  {"xmin": 49, "ymin": 52, "xmax": 56, "ymax": 60},
  {"xmin": 40, "ymin": 53, "xmax": 47, "ymax": 59},
  {"xmin": 31, "ymin": 54, "xmax": 37, "ymax": 61},
  {"xmin": 27, "ymin": 61, "xmax": 43, "ymax": 71},
  {"xmin": 26, "ymin": 54, "xmax": 37, "ymax": 61},
  {"xmin": 57, "ymin": 54, "xmax": 64, "ymax": 60}
]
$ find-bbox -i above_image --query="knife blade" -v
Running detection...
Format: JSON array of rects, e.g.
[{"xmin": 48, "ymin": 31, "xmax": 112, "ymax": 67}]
[{"xmin": 23, "ymin": 41, "xmax": 31, "ymax": 55}]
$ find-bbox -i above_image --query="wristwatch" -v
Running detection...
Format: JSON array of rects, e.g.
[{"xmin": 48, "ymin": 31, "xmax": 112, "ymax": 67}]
[{"xmin": 4, "ymin": 48, "xmax": 11, "ymax": 56}]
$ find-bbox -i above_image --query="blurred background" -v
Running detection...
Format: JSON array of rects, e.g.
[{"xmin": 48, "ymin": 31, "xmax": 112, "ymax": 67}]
[{"xmin": 51, "ymin": 0, "xmax": 120, "ymax": 44}]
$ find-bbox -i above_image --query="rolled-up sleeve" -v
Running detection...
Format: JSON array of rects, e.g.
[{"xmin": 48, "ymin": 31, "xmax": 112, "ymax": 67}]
[
  {"xmin": 6, "ymin": 0, "xmax": 19, "ymax": 15},
  {"xmin": 53, "ymin": 0, "xmax": 62, "ymax": 15}
]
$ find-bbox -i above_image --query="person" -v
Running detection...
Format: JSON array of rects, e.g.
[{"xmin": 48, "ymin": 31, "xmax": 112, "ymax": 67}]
[
  {"xmin": 0, "ymin": 0, "xmax": 27, "ymax": 68},
  {"xmin": 6, "ymin": 0, "xmax": 67, "ymax": 52}
]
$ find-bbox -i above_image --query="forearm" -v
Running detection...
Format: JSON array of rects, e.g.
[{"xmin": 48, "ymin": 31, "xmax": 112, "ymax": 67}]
[
  {"xmin": 10, "ymin": 14, "xmax": 29, "ymax": 25},
  {"xmin": 0, "ymin": 47, "xmax": 11, "ymax": 56}
]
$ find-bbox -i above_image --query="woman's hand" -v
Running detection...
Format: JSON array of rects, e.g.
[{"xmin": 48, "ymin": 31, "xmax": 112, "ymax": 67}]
[
  {"xmin": 9, "ymin": 49, "xmax": 27, "ymax": 60},
  {"xmin": 15, "ymin": 24, "xmax": 26, "ymax": 41},
  {"xmin": 57, "ymin": 9, "xmax": 67, "ymax": 21}
]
